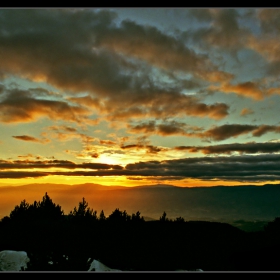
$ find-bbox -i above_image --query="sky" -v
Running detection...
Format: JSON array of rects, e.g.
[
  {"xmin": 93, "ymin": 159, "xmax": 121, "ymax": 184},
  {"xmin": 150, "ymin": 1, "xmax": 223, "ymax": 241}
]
[{"xmin": 1, "ymin": 8, "xmax": 280, "ymax": 189}]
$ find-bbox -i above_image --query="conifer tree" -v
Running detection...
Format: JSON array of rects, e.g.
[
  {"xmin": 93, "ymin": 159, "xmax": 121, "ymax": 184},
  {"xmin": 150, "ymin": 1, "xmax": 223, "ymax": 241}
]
[{"xmin": 69, "ymin": 197, "xmax": 97, "ymax": 220}]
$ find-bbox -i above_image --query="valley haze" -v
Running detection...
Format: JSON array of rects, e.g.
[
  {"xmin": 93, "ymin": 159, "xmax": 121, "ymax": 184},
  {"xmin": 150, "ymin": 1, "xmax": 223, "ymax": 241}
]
[{"xmin": 1, "ymin": 183, "xmax": 280, "ymax": 229}]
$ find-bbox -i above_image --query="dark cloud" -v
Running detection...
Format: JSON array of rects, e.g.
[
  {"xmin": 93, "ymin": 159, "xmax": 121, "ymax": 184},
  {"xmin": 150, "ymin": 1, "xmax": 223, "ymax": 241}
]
[
  {"xmin": 94, "ymin": 18, "xmax": 215, "ymax": 76},
  {"xmin": 0, "ymin": 159, "xmax": 123, "ymax": 170},
  {"xmin": 157, "ymin": 121, "xmax": 190, "ymax": 136},
  {"xmin": 174, "ymin": 142, "xmax": 280, "ymax": 155},
  {"xmin": 1, "ymin": 154, "xmax": 280, "ymax": 182},
  {"xmin": 188, "ymin": 9, "xmax": 249, "ymax": 51},
  {"xmin": 258, "ymin": 9, "xmax": 280, "ymax": 33},
  {"xmin": 199, "ymin": 124, "xmax": 280, "ymax": 141},
  {"xmin": 128, "ymin": 122, "xmax": 280, "ymax": 141},
  {"xmin": 0, "ymin": 88, "xmax": 90, "ymax": 123},
  {"xmin": 128, "ymin": 120, "xmax": 199, "ymax": 137},
  {"xmin": 0, "ymin": 171, "xmax": 47, "ymax": 179},
  {"xmin": 0, "ymin": 84, "xmax": 4, "ymax": 94},
  {"xmin": 0, "ymin": 9, "xmax": 230, "ymax": 123},
  {"xmin": 102, "ymin": 89, "xmax": 230, "ymax": 121},
  {"xmin": 146, "ymin": 145, "xmax": 166, "ymax": 154},
  {"xmin": 128, "ymin": 121, "xmax": 156, "ymax": 134},
  {"xmin": 124, "ymin": 154, "xmax": 280, "ymax": 182},
  {"xmin": 201, "ymin": 124, "xmax": 258, "ymax": 141}
]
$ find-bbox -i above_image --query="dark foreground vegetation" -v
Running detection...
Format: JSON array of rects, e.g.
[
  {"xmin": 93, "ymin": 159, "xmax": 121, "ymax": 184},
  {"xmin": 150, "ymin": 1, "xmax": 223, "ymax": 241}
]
[{"xmin": 1, "ymin": 193, "xmax": 280, "ymax": 271}]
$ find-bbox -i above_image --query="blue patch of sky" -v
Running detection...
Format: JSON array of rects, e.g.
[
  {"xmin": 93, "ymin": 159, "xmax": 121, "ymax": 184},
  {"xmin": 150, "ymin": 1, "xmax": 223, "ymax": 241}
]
[
  {"xmin": 107, "ymin": 8, "xmax": 194, "ymax": 33},
  {"xmin": 232, "ymin": 130, "xmax": 280, "ymax": 145},
  {"xmin": 256, "ymin": 95, "xmax": 280, "ymax": 125},
  {"xmin": 3, "ymin": 76, "xmax": 57, "ymax": 93},
  {"xmin": 233, "ymin": 49, "xmax": 268, "ymax": 82},
  {"xmin": 205, "ymin": 47, "xmax": 267, "ymax": 85},
  {"xmin": 237, "ymin": 8, "xmax": 262, "ymax": 36},
  {"xmin": 148, "ymin": 131, "xmax": 205, "ymax": 148}
]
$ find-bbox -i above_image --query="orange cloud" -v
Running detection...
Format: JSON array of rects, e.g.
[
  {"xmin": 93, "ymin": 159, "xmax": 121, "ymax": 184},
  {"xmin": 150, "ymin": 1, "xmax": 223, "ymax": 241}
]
[
  {"xmin": 12, "ymin": 135, "xmax": 49, "ymax": 144},
  {"xmin": 218, "ymin": 81, "xmax": 265, "ymax": 100},
  {"xmin": 0, "ymin": 89, "xmax": 91, "ymax": 124},
  {"xmin": 240, "ymin": 108, "xmax": 254, "ymax": 116},
  {"xmin": 252, "ymin": 125, "xmax": 280, "ymax": 137},
  {"xmin": 100, "ymin": 140, "xmax": 116, "ymax": 146},
  {"xmin": 247, "ymin": 35, "xmax": 280, "ymax": 76}
]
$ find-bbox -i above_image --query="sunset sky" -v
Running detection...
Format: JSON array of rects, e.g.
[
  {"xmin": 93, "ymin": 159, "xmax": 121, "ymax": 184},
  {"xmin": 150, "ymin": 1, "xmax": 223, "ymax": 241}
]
[{"xmin": 1, "ymin": 8, "xmax": 280, "ymax": 189}]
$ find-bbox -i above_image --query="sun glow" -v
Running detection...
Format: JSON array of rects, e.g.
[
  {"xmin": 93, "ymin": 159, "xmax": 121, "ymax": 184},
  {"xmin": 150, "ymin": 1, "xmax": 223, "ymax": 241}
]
[{"xmin": 97, "ymin": 155, "xmax": 121, "ymax": 166}]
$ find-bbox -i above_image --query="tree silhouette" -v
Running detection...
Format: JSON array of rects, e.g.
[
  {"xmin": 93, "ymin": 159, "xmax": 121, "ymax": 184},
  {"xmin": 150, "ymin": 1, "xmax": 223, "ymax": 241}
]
[
  {"xmin": 159, "ymin": 211, "xmax": 169, "ymax": 222},
  {"xmin": 107, "ymin": 208, "xmax": 131, "ymax": 223},
  {"xmin": 69, "ymin": 197, "xmax": 97, "ymax": 220},
  {"xmin": 175, "ymin": 216, "xmax": 185, "ymax": 223},
  {"xmin": 131, "ymin": 211, "xmax": 145, "ymax": 222},
  {"xmin": 99, "ymin": 210, "xmax": 106, "ymax": 221},
  {"xmin": 264, "ymin": 217, "xmax": 280, "ymax": 234},
  {"xmin": 6, "ymin": 194, "xmax": 64, "ymax": 223},
  {"xmin": 37, "ymin": 193, "xmax": 64, "ymax": 220},
  {"xmin": 9, "ymin": 199, "xmax": 30, "ymax": 222}
]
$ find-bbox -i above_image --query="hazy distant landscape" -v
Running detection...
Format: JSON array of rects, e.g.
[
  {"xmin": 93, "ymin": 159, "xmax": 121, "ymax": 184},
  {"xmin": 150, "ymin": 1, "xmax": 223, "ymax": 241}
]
[{"xmin": 1, "ymin": 183, "xmax": 280, "ymax": 232}]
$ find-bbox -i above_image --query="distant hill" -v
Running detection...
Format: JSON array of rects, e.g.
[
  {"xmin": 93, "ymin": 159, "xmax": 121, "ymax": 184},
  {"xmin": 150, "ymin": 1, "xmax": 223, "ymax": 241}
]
[{"xmin": 132, "ymin": 184, "xmax": 179, "ymax": 189}]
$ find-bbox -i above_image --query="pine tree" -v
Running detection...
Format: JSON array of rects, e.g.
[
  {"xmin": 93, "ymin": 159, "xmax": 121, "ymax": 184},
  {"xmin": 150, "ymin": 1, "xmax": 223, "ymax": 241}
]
[
  {"xmin": 69, "ymin": 197, "xmax": 97, "ymax": 220},
  {"xmin": 37, "ymin": 192, "xmax": 64, "ymax": 220},
  {"xmin": 9, "ymin": 199, "xmax": 30, "ymax": 221},
  {"xmin": 159, "ymin": 211, "xmax": 169, "ymax": 222},
  {"xmin": 131, "ymin": 211, "xmax": 145, "ymax": 222},
  {"xmin": 99, "ymin": 210, "xmax": 106, "ymax": 221}
]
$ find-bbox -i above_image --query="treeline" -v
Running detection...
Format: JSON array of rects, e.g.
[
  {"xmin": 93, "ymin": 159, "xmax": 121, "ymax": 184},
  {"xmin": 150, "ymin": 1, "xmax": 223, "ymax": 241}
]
[
  {"xmin": 0, "ymin": 192, "xmax": 186, "ymax": 224},
  {"xmin": 1, "ymin": 193, "xmax": 146, "ymax": 224},
  {"xmin": 1, "ymin": 193, "xmax": 280, "ymax": 271}
]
